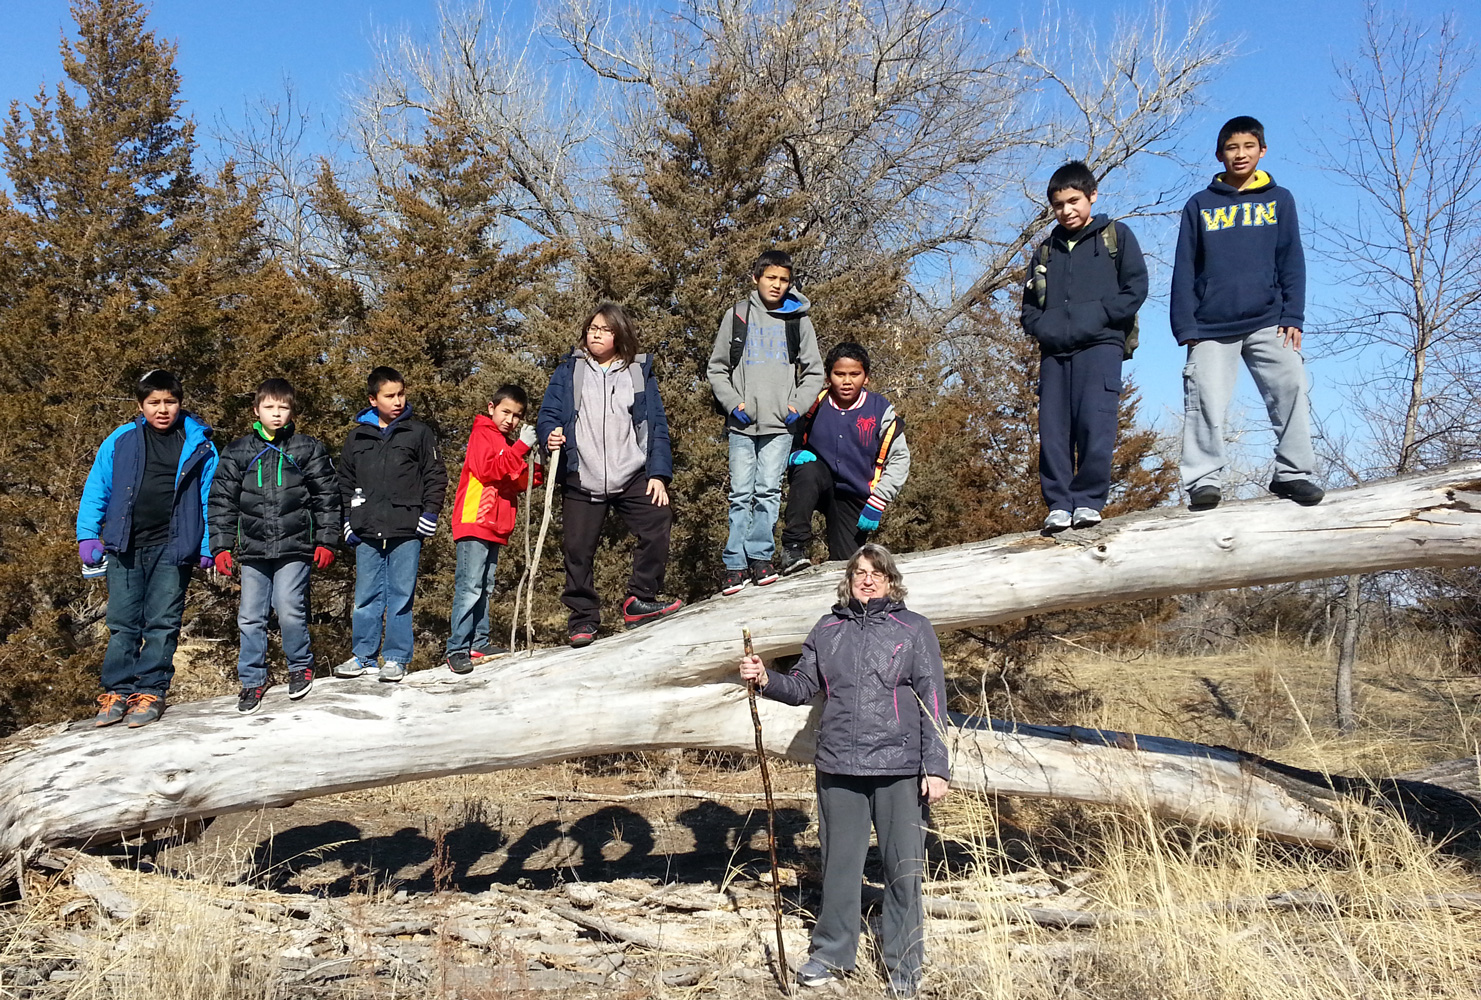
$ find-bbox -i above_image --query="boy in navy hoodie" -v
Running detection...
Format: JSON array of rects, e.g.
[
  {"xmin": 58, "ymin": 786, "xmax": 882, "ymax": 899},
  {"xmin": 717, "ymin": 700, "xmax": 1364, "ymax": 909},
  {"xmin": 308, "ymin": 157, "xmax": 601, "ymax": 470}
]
[
  {"xmin": 1021, "ymin": 161, "xmax": 1148, "ymax": 532},
  {"xmin": 77, "ymin": 369, "xmax": 218, "ymax": 728},
  {"xmin": 1172, "ymin": 116, "xmax": 1322, "ymax": 510},
  {"xmin": 333, "ymin": 367, "xmax": 447, "ymax": 682}
]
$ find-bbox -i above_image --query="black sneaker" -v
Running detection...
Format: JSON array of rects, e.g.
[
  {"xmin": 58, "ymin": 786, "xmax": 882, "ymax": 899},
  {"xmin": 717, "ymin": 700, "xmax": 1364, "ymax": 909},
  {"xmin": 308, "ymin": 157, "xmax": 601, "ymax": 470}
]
[
  {"xmin": 469, "ymin": 644, "xmax": 508, "ymax": 661},
  {"xmin": 780, "ymin": 546, "xmax": 811, "ymax": 575},
  {"xmin": 569, "ymin": 625, "xmax": 597, "ymax": 648},
  {"xmin": 125, "ymin": 692, "xmax": 165, "ymax": 728},
  {"xmin": 1270, "ymin": 478, "xmax": 1324, "ymax": 506},
  {"xmin": 95, "ymin": 692, "xmax": 128, "ymax": 727},
  {"xmin": 237, "ymin": 686, "xmax": 266, "ymax": 715},
  {"xmin": 719, "ymin": 568, "xmax": 750, "ymax": 596},
  {"xmin": 750, "ymin": 560, "xmax": 779, "ymax": 587},
  {"xmin": 447, "ymin": 650, "xmax": 474, "ymax": 675},
  {"xmin": 288, "ymin": 667, "xmax": 313, "ymax": 700},
  {"xmin": 622, "ymin": 595, "xmax": 683, "ymax": 627},
  {"xmin": 1188, "ymin": 485, "xmax": 1222, "ymax": 511}
]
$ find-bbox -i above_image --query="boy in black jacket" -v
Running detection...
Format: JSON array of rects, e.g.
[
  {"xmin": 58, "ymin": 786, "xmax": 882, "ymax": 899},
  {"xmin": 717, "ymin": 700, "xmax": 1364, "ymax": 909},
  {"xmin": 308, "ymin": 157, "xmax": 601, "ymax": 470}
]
[
  {"xmin": 1021, "ymin": 161, "xmax": 1148, "ymax": 532},
  {"xmin": 333, "ymin": 367, "xmax": 448, "ymax": 682},
  {"xmin": 208, "ymin": 379, "xmax": 341, "ymax": 714}
]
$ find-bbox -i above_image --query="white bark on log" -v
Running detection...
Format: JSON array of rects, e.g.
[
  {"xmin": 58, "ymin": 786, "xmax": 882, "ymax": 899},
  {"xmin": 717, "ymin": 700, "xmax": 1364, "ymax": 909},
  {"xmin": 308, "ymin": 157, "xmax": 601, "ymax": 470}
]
[{"xmin": 2, "ymin": 464, "xmax": 1480, "ymax": 854}]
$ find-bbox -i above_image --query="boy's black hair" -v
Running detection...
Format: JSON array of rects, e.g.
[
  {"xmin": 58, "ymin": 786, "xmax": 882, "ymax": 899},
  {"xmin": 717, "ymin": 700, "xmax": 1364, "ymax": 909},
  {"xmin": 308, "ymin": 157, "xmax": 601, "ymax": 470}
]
[
  {"xmin": 752, "ymin": 249, "xmax": 794, "ymax": 279},
  {"xmin": 490, "ymin": 383, "xmax": 528, "ymax": 410},
  {"xmin": 135, "ymin": 368, "xmax": 183, "ymax": 402},
  {"xmin": 367, "ymin": 366, "xmax": 405, "ymax": 397},
  {"xmin": 1046, "ymin": 160, "xmax": 1097, "ymax": 202},
  {"xmin": 825, "ymin": 341, "xmax": 871, "ymax": 376},
  {"xmin": 253, "ymin": 378, "xmax": 297, "ymax": 411},
  {"xmin": 1217, "ymin": 115, "xmax": 1266, "ymax": 150}
]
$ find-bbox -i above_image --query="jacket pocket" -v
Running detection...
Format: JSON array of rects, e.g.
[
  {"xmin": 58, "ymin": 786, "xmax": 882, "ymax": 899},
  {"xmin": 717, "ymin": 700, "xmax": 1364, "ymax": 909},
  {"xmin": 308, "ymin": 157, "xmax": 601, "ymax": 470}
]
[{"xmin": 1195, "ymin": 271, "xmax": 1277, "ymax": 324}]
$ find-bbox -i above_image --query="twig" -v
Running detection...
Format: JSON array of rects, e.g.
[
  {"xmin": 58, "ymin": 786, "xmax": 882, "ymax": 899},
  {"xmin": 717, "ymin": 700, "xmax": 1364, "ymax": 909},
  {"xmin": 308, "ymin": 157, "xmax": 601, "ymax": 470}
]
[
  {"xmin": 744, "ymin": 627, "xmax": 791, "ymax": 994},
  {"xmin": 527, "ymin": 789, "xmax": 815, "ymax": 803},
  {"xmin": 528, "ymin": 428, "xmax": 562, "ymax": 656}
]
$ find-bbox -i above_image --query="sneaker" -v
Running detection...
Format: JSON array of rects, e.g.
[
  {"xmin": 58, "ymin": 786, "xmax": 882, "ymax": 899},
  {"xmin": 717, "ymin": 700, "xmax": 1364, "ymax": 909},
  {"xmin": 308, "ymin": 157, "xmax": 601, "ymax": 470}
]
[
  {"xmin": 288, "ymin": 667, "xmax": 314, "ymax": 699},
  {"xmin": 719, "ymin": 568, "xmax": 750, "ymax": 596},
  {"xmin": 379, "ymin": 660, "xmax": 407, "ymax": 683},
  {"xmin": 1071, "ymin": 506, "xmax": 1102, "ymax": 529},
  {"xmin": 568, "ymin": 625, "xmax": 597, "ymax": 648},
  {"xmin": 1270, "ymin": 478, "xmax": 1324, "ymax": 506},
  {"xmin": 1188, "ymin": 485, "xmax": 1221, "ymax": 511},
  {"xmin": 124, "ymin": 693, "xmax": 164, "ymax": 728},
  {"xmin": 750, "ymin": 559, "xmax": 780, "ymax": 587},
  {"xmin": 237, "ymin": 686, "xmax": 266, "ymax": 715},
  {"xmin": 94, "ymin": 692, "xmax": 128, "ymax": 727},
  {"xmin": 622, "ymin": 595, "xmax": 683, "ymax": 627},
  {"xmin": 780, "ymin": 545, "xmax": 811, "ymax": 576},
  {"xmin": 332, "ymin": 656, "xmax": 369, "ymax": 678},
  {"xmin": 1042, "ymin": 509, "xmax": 1072, "ymax": 532},
  {"xmin": 446, "ymin": 650, "xmax": 474, "ymax": 675},
  {"xmin": 796, "ymin": 958, "xmax": 840, "ymax": 988},
  {"xmin": 469, "ymin": 644, "xmax": 508, "ymax": 661}
]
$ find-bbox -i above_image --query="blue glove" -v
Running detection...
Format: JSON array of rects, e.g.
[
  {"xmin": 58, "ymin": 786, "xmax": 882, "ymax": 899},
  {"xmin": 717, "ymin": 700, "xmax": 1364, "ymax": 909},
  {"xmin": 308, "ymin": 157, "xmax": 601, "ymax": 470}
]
[
  {"xmin": 343, "ymin": 522, "xmax": 362, "ymax": 547},
  {"xmin": 730, "ymin": 406, "xmax": 752, "ymax": 427},
  {"xmin": 857, "ymin": 495, "xmax": 886, "ymax": 532},
  {"xmin": 417, "ymin": 513, "xmax": 437, "ymax": 538},
  {"xmin": 784, "ymin": 408, "xmax": 801, "ymax": 427},
  {"xmin": 789, "ymin": 450, "xmax": 817, "ymax": 467}
]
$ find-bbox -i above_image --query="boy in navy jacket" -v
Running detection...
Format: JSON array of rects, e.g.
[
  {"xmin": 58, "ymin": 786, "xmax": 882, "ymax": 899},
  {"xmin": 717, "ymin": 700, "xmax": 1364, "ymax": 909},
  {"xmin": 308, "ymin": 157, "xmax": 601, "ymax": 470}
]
[
  {"xmin": 76, "ymin": 369, "xmax": 218, "ymax": 728},
  {"xmin": 1172, "ymin": 115, "xmax": 1322, "ymax": 510},
  {"xmin": 1021, "ymin": 161, "xmax": 1148, "ymax": 531}
]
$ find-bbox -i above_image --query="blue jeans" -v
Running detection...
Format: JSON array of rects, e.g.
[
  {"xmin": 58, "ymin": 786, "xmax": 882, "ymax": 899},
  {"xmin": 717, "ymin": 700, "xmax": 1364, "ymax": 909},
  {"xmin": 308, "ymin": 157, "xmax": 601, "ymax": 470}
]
[
  {"xmin": 237, "ymin": 557, "xmax": 312, "ymax": 687},
  {"xmin": 102, "ymin": 544, "xmax": 192, "ymax": 696},
  {"xmin": 447, "ymin": 538, "xmax": 501, "ymax": 654},
  {"xmin": 723, "ymin": 432, "xmax": 790, "ymax": 569},
  {"xmin": 352, "ymin": 538, "xmax": 422, "ymax": 665}
]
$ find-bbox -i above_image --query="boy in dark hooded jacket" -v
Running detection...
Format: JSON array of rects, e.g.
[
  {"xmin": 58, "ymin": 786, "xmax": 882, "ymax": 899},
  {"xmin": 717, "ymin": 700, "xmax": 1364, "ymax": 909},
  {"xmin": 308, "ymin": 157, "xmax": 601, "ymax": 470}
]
[
  {"xmin": 1021, "ymin": 161, "xmax": 1148, "ymax": 533},
  {"xmin": 208, "ymin": 379, "xmax": 340, "ymax": 713}
]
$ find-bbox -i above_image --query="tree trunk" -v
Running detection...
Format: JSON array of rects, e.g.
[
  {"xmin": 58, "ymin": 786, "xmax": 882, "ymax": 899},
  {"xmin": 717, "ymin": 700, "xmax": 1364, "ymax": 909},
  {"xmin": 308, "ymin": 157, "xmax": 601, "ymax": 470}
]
[
  {"xmin": 3, "ymin": 464, "xmax": 1481, "ymax": 854},
  {"xmin": 1336, "ymin": 573, "xmax": 1362, "ymax": 734}
]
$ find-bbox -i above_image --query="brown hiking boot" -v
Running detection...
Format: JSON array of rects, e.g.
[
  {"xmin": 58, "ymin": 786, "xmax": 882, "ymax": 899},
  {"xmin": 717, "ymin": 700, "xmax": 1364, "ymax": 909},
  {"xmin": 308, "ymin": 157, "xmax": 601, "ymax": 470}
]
[
  {"xmin": 124, "ymin": 692, "xmax": 165, "ymax": 728},
  {"xmin": 95, "ymin": 692, "xmax": 128, "ymax": 727}
]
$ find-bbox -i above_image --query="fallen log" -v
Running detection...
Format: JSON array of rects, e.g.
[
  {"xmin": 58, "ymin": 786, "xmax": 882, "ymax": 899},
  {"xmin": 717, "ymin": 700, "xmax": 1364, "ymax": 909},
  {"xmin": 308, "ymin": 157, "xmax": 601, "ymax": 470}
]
[{"xmin": 2, "ymin": 463, "xmax": 1481, "ymax": 853}]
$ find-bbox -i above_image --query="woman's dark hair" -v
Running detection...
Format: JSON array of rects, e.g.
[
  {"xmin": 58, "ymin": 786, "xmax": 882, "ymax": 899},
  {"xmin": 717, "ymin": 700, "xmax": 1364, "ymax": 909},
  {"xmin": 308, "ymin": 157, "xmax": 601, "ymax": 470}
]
[
  {"xmin": 825, "ymin": 341, "xmax": 871, "ymax": 376},
  {"xmin": 253, "ymin": 378, "xmax": 297, "ymax": 411},
  {"xmin": 135, "ymin": 369, "xmax": 183, "ymax": 402},
  {"xmin": 837, "ymin": 543, "xmax": 908, "ymax": 602},
  {"xmin": 582, "ymin": 302, "xmax": 639, "ymax": 366}
]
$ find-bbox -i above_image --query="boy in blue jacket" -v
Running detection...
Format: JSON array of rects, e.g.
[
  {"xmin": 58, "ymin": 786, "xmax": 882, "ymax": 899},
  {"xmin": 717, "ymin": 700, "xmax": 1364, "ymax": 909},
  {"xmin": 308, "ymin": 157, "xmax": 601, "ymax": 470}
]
[
  {"xmin": 1172, "ymin": 116, "xmax": 1322, "ymax": 510},
  {"xmin": 76, "ymin": 369, "xmax": 218, "ymax": 728},
  {"xmin": 1021, "ymin": 161, "xmax": 1148, "ymax": 531}
]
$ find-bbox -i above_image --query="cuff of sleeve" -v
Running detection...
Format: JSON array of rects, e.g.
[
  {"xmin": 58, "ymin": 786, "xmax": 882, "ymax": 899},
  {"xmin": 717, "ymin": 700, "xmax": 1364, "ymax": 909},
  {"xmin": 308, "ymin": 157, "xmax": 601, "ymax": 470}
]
[
  {"xmin": 865, "ymin": 495, "xmax": 887, "ymax": 514},
  {"xmin": 512, "ymin": 441, "xmax": 531, "ymax": 457}
]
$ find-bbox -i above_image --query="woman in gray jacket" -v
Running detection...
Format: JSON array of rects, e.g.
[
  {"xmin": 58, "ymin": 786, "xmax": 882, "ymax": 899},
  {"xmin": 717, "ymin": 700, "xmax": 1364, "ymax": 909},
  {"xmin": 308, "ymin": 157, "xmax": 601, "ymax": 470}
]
[{"xmin": 739, "ymin": 543, "xmax": 950, "ymax": 998}]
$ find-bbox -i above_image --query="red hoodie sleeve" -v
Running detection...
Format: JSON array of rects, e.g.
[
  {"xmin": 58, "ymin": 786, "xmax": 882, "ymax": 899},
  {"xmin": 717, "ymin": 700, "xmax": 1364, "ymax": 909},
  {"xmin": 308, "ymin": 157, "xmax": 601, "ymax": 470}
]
[{"xmin": 466, "ymin": 426, "xmax": 537, "ymax": 489}]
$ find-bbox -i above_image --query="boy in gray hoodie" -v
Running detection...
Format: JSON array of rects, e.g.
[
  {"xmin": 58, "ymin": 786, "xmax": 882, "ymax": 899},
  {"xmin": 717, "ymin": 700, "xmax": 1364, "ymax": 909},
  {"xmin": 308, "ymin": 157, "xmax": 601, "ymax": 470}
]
[{"xmin": 707, "ymin": 250, "xmax": 825, "ymax": 595}]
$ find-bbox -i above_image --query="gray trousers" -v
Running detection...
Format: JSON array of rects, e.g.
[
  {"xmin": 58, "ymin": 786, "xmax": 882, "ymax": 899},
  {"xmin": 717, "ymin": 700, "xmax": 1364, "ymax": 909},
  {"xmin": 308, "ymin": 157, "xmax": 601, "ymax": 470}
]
[
  {"xmin": 1180, "ymin": 326, "xmax": 1315, "ymax": 492},
  {"xmin": 810, "ymin": 771, "xmax": 927, "ymax": 983}
]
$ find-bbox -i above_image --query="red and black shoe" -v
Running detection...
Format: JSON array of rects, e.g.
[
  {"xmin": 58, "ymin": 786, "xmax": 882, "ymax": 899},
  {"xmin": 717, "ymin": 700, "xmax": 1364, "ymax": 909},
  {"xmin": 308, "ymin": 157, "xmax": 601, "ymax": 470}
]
[
  {"xmin": 568, "ymin": 625, "xmax": 597, "ymax": 649},
  {"xmin": 622, "ymin": 595, "xmax": 683, "ymax": 628},
  {"xmin": 237, "ymin": 686, "xmax": 267, "ymax": 715},
  {"xmin": 469, "ymin": 643, "xmax": 509, "ymax": 661},
  {"xmin": 288, "ymin": 666, "xmax": 314, "ymax": 700}
]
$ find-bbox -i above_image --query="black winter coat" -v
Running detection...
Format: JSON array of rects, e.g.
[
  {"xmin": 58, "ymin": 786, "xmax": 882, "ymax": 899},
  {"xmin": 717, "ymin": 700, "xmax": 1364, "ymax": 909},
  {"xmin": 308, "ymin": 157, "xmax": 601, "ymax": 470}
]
[
  {"xmin": 761, "ymin": 597, "xmax": 951, "ymax": 780},
  {"xmin": 338, "ymin": 406, "xmax": 448, "ymax": 542},
  {"xmin": 1020, "ymin": 214, "xmax": 1149, "ymax": 356},
  {"xmin": 208, "ymin": 423, "xmax": 340, "ymax": 560}
]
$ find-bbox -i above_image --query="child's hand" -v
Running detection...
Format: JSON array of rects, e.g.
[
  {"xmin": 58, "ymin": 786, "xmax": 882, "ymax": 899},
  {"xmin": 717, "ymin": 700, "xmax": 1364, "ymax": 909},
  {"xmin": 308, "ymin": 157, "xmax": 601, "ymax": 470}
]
[
  {"xmin": 856, "ymin": 495, "xmax": 886, "ymax": 532},
  {"xmin": 417, "ymin": 513, "xmax": 437, "ymax": 538},
  {"xmin": 730, "ymin": 405, "xmax": 752, "ymax": 427},
  {"xmin": 518, "ymin": 424, "xmax": 539, "ymax": 450},
  {"xmin": 1279, "ymin": 326, "xmax": 1303, "ymax": 350},
  {"xmin": 738, "ymin": 654, "xmax": 767, "ymax": 687},
  {"xmin": 789, "ymin": 450, "xmax": 817, "ymax": 467},
  {"xmin": 546, "ymin": 428, "xmax": 566, "ymax": 450},
  {"xmin": 213, "ymin": 551, "xmax": 234, "ymax": 576},
  {"xmin": 78, "ymin": 540, "xmax": 104, "ymax": 566},
  {"xmin": 920, "ymin": 775, "xmax": 949, "ymax": 804},
  {"xmin": 198, "ymin": 556, "xmax": 215, "ymax": 571},
  {"xmin": 784, "ymin": 407, "xmax": 801, "ymax": 426},
  {"xmin": 646, "ymin": 479, "xmax": 669, "ymax": 506},
  {"xmin": 313, "ymin": 546, "xmax": 335, "ymax": 570},
  {"xmin": 343, "ymin": 523, "xmax": 362, "ymax": 547}
]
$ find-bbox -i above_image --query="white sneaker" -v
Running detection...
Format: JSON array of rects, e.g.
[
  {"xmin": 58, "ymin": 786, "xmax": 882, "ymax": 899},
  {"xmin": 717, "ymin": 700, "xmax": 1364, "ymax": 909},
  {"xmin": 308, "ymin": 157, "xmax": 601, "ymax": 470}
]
[
  {"xmin": 1042, "ymin": 509, "xmax": 1072, "ymax": 532},
  {"xmin": 332, "ymin": 657, "xmax": 368, "ymax": 678},
  {"xmin": 1071, "ymin": 507, "xmax": 1102, "ymax": 528},
  {"xmin": 379, "ymin": 660, "xmax": 406, "ymax": 682}
]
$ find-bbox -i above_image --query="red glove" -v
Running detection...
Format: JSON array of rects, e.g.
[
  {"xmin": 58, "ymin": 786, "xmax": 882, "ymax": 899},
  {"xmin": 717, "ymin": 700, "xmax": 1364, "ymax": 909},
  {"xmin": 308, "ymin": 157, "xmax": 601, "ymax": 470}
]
[
  {"xmin": 313, "ymin": 546, "xmax": 335, "ymax": 570},
  {"xmin": 214, "ymin": 551, "xmax": 234, "ymax": 576}
]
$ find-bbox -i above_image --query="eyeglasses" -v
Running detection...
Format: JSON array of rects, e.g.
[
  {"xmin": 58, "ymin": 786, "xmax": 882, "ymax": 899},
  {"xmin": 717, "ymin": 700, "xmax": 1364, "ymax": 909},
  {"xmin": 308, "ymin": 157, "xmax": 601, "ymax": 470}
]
[
  {"xmin": 587, "ymin": 323, "xmax": 614, "ymax": 335},
  {"xmin": 852, "ymin": 569, "xmax": 887, "ymax": 581}
]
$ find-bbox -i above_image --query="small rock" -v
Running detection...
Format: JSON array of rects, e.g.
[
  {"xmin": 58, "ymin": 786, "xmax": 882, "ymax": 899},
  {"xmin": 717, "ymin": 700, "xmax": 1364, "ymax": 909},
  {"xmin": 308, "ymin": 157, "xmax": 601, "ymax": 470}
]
[{"xmin": 564, "ymin": 883, "xmax": 601, "ymax": 908}]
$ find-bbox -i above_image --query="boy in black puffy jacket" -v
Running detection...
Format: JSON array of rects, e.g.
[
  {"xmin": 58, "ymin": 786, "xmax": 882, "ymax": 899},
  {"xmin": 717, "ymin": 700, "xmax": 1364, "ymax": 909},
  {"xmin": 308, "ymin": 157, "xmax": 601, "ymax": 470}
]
[{"xmin": 208, "ymin": 379, "xmax": 341, "ymax": 714}]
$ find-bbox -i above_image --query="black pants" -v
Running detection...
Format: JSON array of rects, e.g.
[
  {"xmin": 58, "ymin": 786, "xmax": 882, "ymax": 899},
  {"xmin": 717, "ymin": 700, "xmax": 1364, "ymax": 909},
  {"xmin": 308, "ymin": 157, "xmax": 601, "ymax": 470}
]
[
  {"xmin": 1037, "ymin": 343, "xmax": 1122, "ymax": 512},
  {"xmin": 561, "ymin": 476, "xmax": 671, "ymax": 629},
  {"xmin": 781, "ymin": 460, "xmax": 867, "ymax": 561}
]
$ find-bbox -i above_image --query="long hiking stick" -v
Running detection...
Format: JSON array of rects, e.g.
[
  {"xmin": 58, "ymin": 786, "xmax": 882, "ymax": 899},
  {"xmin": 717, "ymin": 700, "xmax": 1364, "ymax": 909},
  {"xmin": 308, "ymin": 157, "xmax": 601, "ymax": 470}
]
[
  {"xmin": 743, "ymin": 627, "xmax": 791, "ymax": 994},
  {"xmin": 507, "ymin": 449, "xmax": 537, "ymax": 653},
  {"xmin": 526, "ymin": 428, "xmax": 562, "ymax": 655}
]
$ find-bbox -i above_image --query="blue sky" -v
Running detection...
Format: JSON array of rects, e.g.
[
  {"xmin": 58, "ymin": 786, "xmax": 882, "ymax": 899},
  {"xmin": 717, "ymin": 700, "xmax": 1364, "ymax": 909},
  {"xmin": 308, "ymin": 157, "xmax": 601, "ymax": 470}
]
[{"xmin": 3, "ymin": 0, "xmax": 1471, "ymax": 469}]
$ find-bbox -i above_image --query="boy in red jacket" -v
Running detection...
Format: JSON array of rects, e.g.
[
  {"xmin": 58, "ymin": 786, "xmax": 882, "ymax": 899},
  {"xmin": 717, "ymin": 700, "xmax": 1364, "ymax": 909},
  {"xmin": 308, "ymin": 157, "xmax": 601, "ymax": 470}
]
[{"xmin": 446, "ymin": 384, "xmax": 541, "ymax": 673}]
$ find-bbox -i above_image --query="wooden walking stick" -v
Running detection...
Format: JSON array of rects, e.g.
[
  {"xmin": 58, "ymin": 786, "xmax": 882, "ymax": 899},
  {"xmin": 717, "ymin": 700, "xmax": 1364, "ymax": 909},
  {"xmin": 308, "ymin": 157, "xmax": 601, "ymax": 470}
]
[
  {"xmin": 743, "ymin": 627, "xmax": 791, "ymax": 994},
  {"xmin": 526, "ymin": 427, "xmax": 562, "ymax": 656},
  {"xmin": 507, "ymin": 448, "xmax": 537, "ymax": 653}
]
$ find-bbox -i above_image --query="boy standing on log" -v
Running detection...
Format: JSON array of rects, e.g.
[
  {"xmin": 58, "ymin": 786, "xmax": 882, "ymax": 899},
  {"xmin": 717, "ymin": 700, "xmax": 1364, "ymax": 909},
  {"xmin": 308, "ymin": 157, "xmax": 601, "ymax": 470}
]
[
  {"xmin": 1173, "ymin": 115, "xmax": 1322, "ymax": 510},
  {"xmin": 77, "ymin": 369, "xmax": 219, "ymax": 728},
  {"xmin": 707, "ymin": 250, "xmax": 825, "ymax": 596},
  {"xmin": 780, "ymin": 343, "xmax": 911, "ymax": 572},
  {"xmin": 333, "ymin": 367, "xmax": 447, "ymax": 682},
  {"xmin": 1020, "ymin": 161, "xmax": 1148, "ymax": 532},
  {"xmin": 207, "ymin": 379, "xmax": 341, "ymax": 714},
  {"xmin": 444, "ymin": 384, "xmax": 541, "ymax": 675}
]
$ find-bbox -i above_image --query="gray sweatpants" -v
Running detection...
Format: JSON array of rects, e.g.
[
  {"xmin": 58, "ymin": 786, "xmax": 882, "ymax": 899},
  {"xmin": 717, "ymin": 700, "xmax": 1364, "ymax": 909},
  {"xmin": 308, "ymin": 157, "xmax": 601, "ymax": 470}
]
[
  {"xmin": 1180, "ymin": 326, "xmax": 1315, "ymax": 493},
  {"xmin": 810, "ymin": 771, "xmax": 927, "ymax": 983}
]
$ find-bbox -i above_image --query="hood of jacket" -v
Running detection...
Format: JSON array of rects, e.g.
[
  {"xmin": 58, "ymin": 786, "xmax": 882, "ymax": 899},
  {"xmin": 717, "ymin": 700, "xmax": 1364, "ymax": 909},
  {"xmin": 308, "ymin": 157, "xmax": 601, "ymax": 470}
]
[
  {"xmin": 1049, "ymin": 212, "xmax": 1112, "ymax": 248},
  {"xmin": 831, "ymin": 595, "xmax": 906, "ymax": 623},
  {"xmin": 353, "ymin": 403, "xmax": 415, "ymax": 437},
  {"xmin": 750, "ymin": 287, "xmax": 811, "ymax": 319},
  {"xmin": 1207, "ymin": 169, "xmax": 1275, "ymax": 197}
]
